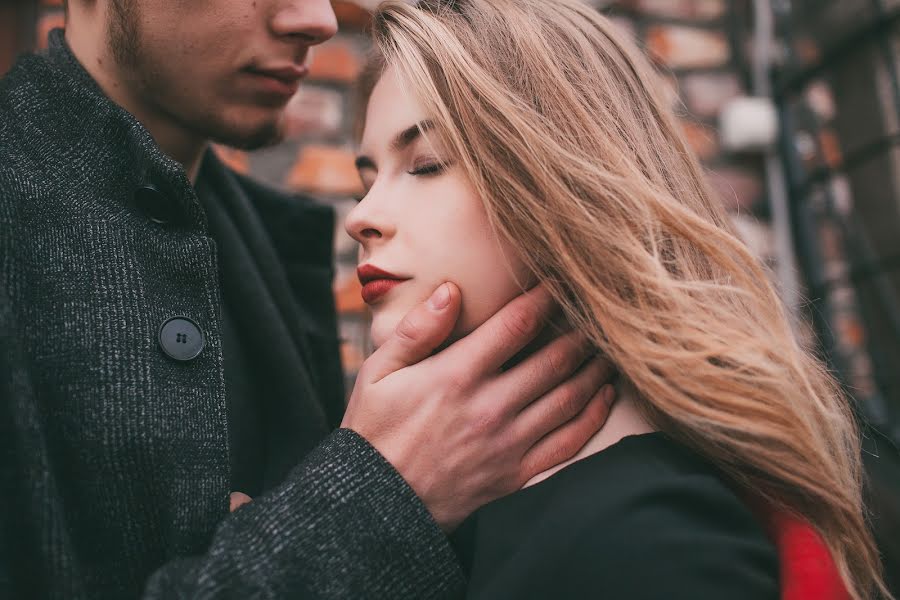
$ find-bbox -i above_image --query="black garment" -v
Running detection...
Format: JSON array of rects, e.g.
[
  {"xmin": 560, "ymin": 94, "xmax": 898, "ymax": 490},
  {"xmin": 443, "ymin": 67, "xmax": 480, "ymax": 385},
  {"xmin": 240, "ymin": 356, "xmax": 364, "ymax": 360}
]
[
  {"xmin": 196, "ymin": 152, "xmax": 344, "ymax": 498},
  {"xmin": 196, "ymin": 170, "xmax": 266, "ymax": 497},
  {"xmin": 0, "ymin": 29, "xmax": 463, "ymax": 599},
  {"xmin": 451, "ymin": 433, "xmax": 779, "ymax": 599}
]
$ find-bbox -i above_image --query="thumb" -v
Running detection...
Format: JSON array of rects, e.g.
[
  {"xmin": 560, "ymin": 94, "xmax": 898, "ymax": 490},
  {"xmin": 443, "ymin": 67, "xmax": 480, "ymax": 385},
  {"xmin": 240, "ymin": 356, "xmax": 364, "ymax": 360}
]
[
  {"xmin": 229, "ymin": 492, "xmax": 252, "ymax": 512},
  {"xmin": 365, "ymin": 282, "xmax": 461, "ymax": 382}
]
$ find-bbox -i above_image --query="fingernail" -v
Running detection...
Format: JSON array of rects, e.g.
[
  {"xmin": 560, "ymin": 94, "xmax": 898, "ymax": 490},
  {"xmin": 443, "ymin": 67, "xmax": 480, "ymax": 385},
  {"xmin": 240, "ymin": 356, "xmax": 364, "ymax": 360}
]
[{"xmin": 428, "ymin": 283, "xmax": 451, "ymax": 309}]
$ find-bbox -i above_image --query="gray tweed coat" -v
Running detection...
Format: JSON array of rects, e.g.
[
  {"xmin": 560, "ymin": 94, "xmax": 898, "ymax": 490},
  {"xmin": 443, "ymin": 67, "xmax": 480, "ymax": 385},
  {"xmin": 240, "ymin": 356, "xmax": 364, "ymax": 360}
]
[{"xmin": 0, "ymin": 32, "xmax": 463, "ymax": 599}]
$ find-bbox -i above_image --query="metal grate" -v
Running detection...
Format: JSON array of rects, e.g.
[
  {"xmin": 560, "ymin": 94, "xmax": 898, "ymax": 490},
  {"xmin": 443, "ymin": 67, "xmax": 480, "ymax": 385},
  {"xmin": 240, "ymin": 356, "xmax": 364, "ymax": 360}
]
[{"xmin": 774, "ymin": 0, "xmax": 900, "ymax": 443}]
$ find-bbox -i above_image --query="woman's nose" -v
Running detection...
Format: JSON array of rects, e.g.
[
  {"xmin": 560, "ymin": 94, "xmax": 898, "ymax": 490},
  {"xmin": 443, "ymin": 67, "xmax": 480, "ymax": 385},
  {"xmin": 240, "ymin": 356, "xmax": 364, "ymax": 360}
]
[{"xmin": 344, "ymin": 198, "xmax": 395, "ymax": 246}]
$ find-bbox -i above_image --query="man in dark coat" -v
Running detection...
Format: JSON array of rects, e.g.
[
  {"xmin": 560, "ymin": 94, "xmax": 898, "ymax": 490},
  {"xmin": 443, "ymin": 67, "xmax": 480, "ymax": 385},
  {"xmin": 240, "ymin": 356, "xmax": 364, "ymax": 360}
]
[{"xmin": 0, "ymin": 1, "xmax": 614, "ymax": 598}]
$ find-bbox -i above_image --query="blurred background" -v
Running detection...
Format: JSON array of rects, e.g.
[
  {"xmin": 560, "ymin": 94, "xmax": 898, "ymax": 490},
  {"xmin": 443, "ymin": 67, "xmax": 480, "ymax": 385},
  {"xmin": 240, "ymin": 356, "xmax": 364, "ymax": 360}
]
[{"xmin": 2, "ymin": 0, "xmax": 899, "ymax": 589}]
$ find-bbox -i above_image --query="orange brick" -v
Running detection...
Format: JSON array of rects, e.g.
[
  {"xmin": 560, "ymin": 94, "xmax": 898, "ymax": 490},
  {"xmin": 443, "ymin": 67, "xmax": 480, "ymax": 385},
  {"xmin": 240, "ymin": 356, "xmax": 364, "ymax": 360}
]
[
  {"xmin": 794, "ymin": 36, "xmax": 821, "ymax": 65},
  {"xmin": 308, "ymin": 37, "xmax": 362, "ymax": 83},
  {"xmin": 334, "ymin": 272, "xmax": 366, "ymax": 313},
  {"xmin": 679, "ymin": 119, "xmax": 719, "ymax": 161},
  {"xmin": 333, "ymin": 0, "xmax": 373, "ymax": 32},
  {"xmin": 212, "ymin": 145, "xmax": 250, "ymax": 175},
  {"xmin": 633, "ymin": 0, "xmax": 725, "ymax": 21},
  {"xmin": 835, "ymin": 313, "xmax": 866, "ymax": 349},
  {"xmin": 646, "ymin": 25, "xmax": 729, "ymax": 70},
  {"xmin": 286, "ymin": 145, "xmax": 365, "ymax": 196},
  {"xmin": 282, "ymin": 86, "xmax": 344, "ymax": 139},
  {"xmin": 818, "ymin": 129, "xmax": 842, "ymax": 169},
  {"xmin": 36, "ymin": 12, "xmax": 65, "ymax": 50}
]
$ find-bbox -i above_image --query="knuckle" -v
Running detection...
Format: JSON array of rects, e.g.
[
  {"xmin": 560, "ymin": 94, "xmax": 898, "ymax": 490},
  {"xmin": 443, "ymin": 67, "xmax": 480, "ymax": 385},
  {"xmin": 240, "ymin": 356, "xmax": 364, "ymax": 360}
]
[
  {"xmin": 555, "ymin": 385, "xmax": 587, "ymax": 418},
  {"xmin": 434, "ymin": 359, "xmax": 474, "ymax": 393},
  {"xmin": 503, "ymin": 305, "xmax": 540, "ymax": 341},
  {"xmin": 470, "ymin": 405, "xmax": 503, "ymax": 436},
  {"xmin": 441, "ymin": 370, "xmax": 471, "ymax": 398},
  {"xmin": 394, "ymin": 313, "xmax": 425, "ymax": 345},
  {"xmin": 548, "ymin": 342, "xmax": 582, "ymax": 376},
  {"xmin": 543, "ymin": 444, "xmax": 570, "ymax": 469},
  {"xmin": 542, "ymin": 347, "xmax": 567, "ymax": 377}
]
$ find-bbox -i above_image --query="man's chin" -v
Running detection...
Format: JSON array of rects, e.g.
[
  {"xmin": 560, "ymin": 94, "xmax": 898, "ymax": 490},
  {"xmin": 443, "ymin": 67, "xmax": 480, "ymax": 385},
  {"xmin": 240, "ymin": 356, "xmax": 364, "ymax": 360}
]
[
  {"xmin": 202, "ymin": 108, "xmax": 286, "ymax": 150},
  {"xmin": 211, "ymin": 122, "xmax": 285, "ymax": 151}
]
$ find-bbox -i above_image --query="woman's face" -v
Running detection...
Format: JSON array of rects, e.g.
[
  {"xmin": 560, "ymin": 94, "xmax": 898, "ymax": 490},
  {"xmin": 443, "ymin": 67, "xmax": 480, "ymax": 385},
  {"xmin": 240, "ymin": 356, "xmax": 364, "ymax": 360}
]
[{"xmin": 347, "ymin": 67, "xmax": 531, "ymax": 348}]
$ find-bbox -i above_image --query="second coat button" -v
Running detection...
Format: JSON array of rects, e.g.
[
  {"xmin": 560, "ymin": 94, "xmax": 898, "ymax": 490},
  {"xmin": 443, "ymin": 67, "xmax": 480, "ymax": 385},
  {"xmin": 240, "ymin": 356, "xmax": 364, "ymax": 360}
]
[{"xmin": 159, "ymin": 316, "xmax": 205, "ymax": 361}]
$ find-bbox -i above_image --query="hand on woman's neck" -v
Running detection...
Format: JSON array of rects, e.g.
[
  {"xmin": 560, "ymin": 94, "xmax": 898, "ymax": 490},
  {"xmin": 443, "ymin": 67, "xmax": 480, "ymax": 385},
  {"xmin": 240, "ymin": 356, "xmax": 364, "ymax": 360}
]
[{"xmin": 523, "ymin": 381, "xmax": 655, "ymax": 488}]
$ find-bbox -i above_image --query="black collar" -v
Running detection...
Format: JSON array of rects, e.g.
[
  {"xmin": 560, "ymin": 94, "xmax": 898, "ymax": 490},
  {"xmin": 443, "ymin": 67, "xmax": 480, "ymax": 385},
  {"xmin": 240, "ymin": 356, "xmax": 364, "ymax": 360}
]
[{"xmin": 34, "ymin": 28, "xmax": 206, "ymax": 229}]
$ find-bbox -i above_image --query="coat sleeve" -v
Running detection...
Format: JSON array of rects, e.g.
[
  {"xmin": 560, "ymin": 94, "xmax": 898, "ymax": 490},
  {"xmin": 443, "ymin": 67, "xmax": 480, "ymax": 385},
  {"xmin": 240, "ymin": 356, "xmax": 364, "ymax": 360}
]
[
  {"xmin": 0, "ymin": 277, "xmax": 464, "ymax": 599},
  {"xmin": 143, "ymin": 428, "xmax": 466, "ymax": 599}
]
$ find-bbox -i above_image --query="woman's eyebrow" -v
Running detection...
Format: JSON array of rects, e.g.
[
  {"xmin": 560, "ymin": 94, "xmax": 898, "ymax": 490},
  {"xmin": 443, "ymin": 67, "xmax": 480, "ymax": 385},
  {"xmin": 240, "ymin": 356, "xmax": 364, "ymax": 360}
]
[
  {"xmin": 355, "ymin": 119, "xmax": 436, "ymax": 172},
  {"xmin": 391, "ymin": 119, "xmax": 434, "ymax": 152}
]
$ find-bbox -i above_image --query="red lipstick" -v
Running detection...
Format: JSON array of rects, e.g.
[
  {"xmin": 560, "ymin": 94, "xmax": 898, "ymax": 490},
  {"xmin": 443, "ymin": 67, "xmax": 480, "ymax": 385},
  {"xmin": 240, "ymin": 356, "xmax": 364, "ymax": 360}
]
[{"xmin": 357, "ymin": 265, "xmax": 411, "ymax": 305}]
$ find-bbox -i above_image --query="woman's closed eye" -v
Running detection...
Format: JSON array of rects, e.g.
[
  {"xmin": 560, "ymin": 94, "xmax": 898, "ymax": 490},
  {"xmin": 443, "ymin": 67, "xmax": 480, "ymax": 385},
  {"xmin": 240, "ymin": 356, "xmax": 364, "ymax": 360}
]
[{"xmin": 408, "ymin": 157, "xmax": 452, "ymax": 177}]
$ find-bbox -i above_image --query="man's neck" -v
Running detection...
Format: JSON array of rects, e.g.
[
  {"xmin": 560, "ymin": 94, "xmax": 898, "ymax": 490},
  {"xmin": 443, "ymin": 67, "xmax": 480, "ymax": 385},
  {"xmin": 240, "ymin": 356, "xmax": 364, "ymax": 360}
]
[{"xmin": 63, "ymin": 17, "xmax": 207, "ymax": 182}]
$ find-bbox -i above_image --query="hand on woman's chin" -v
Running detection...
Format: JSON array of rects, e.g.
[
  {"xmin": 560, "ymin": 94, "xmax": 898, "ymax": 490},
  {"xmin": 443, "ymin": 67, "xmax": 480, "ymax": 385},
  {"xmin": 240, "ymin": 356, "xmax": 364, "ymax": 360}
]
[
  {"xmin": 369, "ymin": 301, "xmax": 467, "ymax": 352},
  {"xmin": 370, "ymin": 303, "xmax": 413, "ymax": 350}
]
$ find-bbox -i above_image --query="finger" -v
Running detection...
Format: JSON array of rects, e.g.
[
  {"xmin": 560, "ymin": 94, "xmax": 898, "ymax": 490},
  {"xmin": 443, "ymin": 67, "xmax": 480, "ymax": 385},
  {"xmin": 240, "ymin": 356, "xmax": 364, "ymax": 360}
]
[
  {"xmin": 230, "ymin": 492, "xmax": 253, "ymax": 513},
  {"xmin": 365, "ymin": 282, "xmax": 462, "ymax": 382},
  {"xmin": 519, "ymin": 384, "xmax": 615, "ymax": 484},
  {"xmin": 495, "ymin": 329, "xmax": 603, "ymax": 415},
  {"xmin": 512, "ymin": 357, "xmax": 614, "ymax": 442},
  {"xmin": 445, "ymin": 284, "xmax": 555, "ymax": 378}
]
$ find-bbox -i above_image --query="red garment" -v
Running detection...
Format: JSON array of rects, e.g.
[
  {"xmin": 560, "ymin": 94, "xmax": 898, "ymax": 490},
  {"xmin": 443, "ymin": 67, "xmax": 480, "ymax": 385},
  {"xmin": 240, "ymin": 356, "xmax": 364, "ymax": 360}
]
[{"xmin": 758, "ymin": 506, "xmax": 850, "ymax": 600}]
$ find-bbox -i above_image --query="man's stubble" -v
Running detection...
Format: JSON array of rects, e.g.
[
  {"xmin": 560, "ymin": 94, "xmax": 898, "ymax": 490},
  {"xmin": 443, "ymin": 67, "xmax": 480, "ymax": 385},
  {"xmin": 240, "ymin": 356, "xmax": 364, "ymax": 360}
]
[{"xmin": 106, "ymin": 0, "xmax": 285, "ymax": 151}]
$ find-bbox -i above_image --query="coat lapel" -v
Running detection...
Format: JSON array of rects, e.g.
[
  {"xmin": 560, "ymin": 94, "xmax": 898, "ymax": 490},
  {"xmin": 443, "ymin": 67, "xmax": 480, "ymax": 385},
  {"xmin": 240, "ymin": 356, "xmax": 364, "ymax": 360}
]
[{"xmin": 198, "ymin": 151, "xmax": 331, "ymax": 486}]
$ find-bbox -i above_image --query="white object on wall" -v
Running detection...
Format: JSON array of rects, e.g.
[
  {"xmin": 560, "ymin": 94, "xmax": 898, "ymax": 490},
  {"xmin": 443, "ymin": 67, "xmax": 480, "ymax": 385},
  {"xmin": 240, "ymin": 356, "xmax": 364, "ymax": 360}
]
[{"xmin": 719, "ymin": 96, "xmax": 779, "ymax": 152}]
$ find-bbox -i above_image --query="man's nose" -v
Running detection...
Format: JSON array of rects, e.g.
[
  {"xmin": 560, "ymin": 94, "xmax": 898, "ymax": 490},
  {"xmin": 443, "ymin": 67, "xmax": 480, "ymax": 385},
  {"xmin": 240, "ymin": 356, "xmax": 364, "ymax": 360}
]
[{"xmin": 270, "ymin": 0, "xmax": 339, "ymax": 45}]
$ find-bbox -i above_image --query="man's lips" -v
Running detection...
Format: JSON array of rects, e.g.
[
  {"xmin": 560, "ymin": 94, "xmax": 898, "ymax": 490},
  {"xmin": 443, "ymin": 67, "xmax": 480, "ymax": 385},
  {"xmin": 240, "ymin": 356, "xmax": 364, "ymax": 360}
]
[
  {"xmin": 243, "ymin": 64, "xmax": 309, "ymax": 97},
  {"xmin": 357, "ymin": 265, "xmax": 411, "ymax": 305}
]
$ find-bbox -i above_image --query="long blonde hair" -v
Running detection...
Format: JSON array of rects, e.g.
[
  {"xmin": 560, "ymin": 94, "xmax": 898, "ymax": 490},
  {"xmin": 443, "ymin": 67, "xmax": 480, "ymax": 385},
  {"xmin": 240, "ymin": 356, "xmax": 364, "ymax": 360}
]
[{"xmin": 361, "ymin": 0, "xmax": 887, "ymax": 596}]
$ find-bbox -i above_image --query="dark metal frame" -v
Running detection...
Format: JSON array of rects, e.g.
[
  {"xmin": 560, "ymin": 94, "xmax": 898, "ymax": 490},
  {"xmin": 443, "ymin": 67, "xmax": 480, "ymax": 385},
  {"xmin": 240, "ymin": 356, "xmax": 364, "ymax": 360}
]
[{"xmin": 774, "ymin": 0, "xmax": 900, "ymax": 441}]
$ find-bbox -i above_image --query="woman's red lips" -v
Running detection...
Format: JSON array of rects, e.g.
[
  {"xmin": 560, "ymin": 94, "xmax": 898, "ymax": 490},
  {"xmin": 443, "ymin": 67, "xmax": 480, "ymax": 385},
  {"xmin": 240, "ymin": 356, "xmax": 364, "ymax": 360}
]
[{"xmin": 358, "ymin": 265, "xmax": 410, "ymax": 305}]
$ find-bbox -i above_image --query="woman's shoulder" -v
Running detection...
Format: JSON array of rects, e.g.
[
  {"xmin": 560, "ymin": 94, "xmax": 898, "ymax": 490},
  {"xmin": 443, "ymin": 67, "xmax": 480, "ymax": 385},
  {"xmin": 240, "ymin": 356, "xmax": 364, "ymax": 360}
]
[{"xmin": 454, "ymin": 433, "xmax": 778, "ymax": 599}]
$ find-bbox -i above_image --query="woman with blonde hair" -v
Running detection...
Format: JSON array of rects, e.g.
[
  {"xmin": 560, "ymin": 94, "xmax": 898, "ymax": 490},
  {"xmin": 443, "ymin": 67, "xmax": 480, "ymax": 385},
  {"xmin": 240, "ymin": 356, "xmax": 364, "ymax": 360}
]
[{"xmin": 347, "ymin": 0, "xmax": 889, "ymax": 597}]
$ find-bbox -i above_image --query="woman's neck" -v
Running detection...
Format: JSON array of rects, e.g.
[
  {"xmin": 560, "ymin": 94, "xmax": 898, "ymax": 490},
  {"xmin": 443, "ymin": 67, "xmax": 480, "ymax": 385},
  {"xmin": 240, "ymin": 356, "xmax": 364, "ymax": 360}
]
[{"xmin": 523, "ymin": 380, "xmax": 656, "ymax": 488}]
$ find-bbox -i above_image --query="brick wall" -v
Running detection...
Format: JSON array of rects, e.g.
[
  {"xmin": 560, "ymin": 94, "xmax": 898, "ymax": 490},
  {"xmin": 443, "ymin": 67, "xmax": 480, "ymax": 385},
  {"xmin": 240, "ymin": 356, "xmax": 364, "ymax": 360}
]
[{"xmin": 33, "ymin": 0, "xmax": 775, "ymax": 393}]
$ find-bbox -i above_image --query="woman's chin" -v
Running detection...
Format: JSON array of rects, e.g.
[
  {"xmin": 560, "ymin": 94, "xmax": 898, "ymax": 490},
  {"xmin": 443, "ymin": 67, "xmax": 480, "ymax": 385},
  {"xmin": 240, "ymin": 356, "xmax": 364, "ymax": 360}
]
[{"xmin": 369, "ymin": 313, "xmax": 399, "ymax": 350}]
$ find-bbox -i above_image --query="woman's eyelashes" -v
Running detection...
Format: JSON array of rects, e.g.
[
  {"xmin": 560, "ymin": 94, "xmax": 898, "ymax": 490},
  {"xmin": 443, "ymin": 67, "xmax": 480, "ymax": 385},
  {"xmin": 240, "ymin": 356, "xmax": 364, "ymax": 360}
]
[
  {"xmin": 353, "ymin": 156, "xmax": 450, "ymax": 202},
  {"xmin": 408, "ymin": 156, "xmax": 451, "ymax": 177}
]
